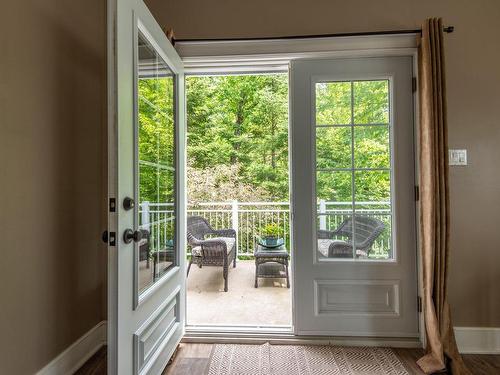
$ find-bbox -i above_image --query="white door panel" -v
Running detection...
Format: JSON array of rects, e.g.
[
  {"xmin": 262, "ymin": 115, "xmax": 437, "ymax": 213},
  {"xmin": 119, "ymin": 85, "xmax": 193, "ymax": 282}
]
[
  {"xmin": 291, "ymin": 56, "xmax": 418, "ymax": 337},
  {"xmin": 108, "ymin": 0, "xmax": 186, "ymax": 373}
]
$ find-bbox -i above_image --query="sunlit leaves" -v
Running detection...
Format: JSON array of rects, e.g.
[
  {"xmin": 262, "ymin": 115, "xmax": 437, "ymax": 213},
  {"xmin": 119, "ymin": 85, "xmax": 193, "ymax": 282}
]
[
  {"xmin": 316, "ymin": 127, "xmax": 352, "ymax": 169},
  {"xmin": 314, "ymin": 80, "xmax": 391, "ymax": 204},
  {"xmin": 137, "ymin": 74, "xmax": 392, "ymax": 209},
  {"xmin": 354, "ymin": 171, "xmax": 391, "ymax": 202},
  {"xmin": 316, "ymin": 82, "xmax": 351, "ymax": 125},
  {"xmin": 186, "ymin": 74, "xmax": 289, "ymax": 201},
  {"xmin": 138, "ymin": 75, "xmax": 175, "ymax": 203},
  {"xmin": 354, "ymin": 80, "xmax": 389, "ymax": 124},
  {"xmin": 354, "ymin": 126, "xmax": 390, "ymax": 168},
  {"xmin": 316, "ymin": 171, "xmax": 352, "ymax": 202}
]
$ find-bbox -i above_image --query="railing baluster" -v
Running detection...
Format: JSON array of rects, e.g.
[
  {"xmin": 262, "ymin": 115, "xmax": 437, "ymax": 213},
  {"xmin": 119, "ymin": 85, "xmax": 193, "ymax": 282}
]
[{"xmin": 182, "ymin": 201, "xmax": 390, "ymax": 258}]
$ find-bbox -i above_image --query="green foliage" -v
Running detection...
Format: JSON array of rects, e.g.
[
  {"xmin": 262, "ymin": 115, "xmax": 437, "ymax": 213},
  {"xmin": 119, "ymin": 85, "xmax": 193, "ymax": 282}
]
[
  {"xmin": 137, "ymin": 74, "xmax": 392, "ymax": 207},
  {"xmin": 314, "ymin": 80, "xmax": 391, "ymax": 203},
  {"xmin": 187, "ymin": 162, "xmax": 271, "ymax": 204},
  {"xmin": 262, "ymin": 223, "xmax": 281, "ymax": 238},
  {"xmin": 186, "ymin": 74, "xmax": 289, "ymax": 202},
  {"xmin": 138, "ymin": 73, "xmax": 394, "ymax": 258},
  {"xmin": 138, "ymin": 76, "xmax": 175, "ymax": 204}
]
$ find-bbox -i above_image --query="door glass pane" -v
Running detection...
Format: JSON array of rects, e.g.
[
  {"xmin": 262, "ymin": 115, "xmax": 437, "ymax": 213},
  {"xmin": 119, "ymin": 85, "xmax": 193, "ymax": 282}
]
[
  {"xmin": 354, "ymin": 171, "xmax": 391, "ymax": 260},
  {"xmin": 315, "ymin": 80, "xmax": 393, "ymax": 261},
  {"xmin": 353, "ymin": 80, "xmax": 389, "ymax": 124},
  {"xmin": 316, "ymin": 171, "xmax": 352, "ymax": 202},
  {"xmin": 352, "ymin": 213, "xmax": 392, "ymax": 259},
  {"xmin": 137, "ymin": 31, "xmax": 176, "ymax": 295},
  {"xmin": 316, "ymin": 172, "xmax": 355, "ymax": 259},
  {"xmin": 354, "ymin": 171, "xmax": 391, "ymax": 202},
  {"xmin": 316, "ymin": 127, "xmax": 352, "ymax": 169},
  {"xmin": 354, "ymin": 125, "xmax": 390, "ymax": 168},
  {"xmin": 315, "ymin": 82, "xmax": 351, "ymax": 125}
]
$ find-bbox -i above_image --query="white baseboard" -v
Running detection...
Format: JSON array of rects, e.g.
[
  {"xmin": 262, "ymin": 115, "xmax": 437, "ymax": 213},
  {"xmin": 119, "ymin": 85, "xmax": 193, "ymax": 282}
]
[
  {"xmin": 36, "ymin": 321, "xmax": 107, "ymax": 375},
  {"xmin": 454, "ymin": 327, "xmax": 500, "ymax": 354}
]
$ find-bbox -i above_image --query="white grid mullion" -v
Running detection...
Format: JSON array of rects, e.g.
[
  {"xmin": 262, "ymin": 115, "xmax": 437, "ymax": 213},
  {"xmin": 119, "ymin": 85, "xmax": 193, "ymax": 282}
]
[
  {"xmin": 139, "ymin": 159, "xmax": 175, "ymax": 171},
  {"xmin": 316, "ymin": 123, "xmax": 389, "ymax": 128},
  {"xmin": 315, "ymin": 79, "xmax": 394, "ymax": 260},
  {"xmin": 350, "ymin": 81, "xmax": 356, "ymax": 258},
  {"xmin": 317, "ymin": 167, "xmax": 391, "ymax": 172}
]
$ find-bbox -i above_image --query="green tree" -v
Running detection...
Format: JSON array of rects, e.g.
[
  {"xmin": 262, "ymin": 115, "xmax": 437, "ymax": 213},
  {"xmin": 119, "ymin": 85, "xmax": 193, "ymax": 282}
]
[
  {"xmin": 186, "ymin": 74, "xmax": 289, "ymax": 202},
  {"xmin": 137, "ymin": 74, "xmax": 392, "ymax": 207}
]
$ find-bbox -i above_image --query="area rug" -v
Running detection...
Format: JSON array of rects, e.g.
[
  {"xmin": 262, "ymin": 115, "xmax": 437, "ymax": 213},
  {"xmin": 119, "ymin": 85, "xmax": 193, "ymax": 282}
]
[{"xmin": 207, "ymin": 343, "xmax": 409, "ymax": 375}]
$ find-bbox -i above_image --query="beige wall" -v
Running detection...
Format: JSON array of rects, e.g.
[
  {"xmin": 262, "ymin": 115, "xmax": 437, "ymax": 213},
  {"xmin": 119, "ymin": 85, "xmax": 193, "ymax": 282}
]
[
  {"xmin": 0, "ymin": 1, "xmax": 106, "ymax": 374},
  {"xmin": 144, "ymin": 0, "xmax": 500, "ymax": 327}
]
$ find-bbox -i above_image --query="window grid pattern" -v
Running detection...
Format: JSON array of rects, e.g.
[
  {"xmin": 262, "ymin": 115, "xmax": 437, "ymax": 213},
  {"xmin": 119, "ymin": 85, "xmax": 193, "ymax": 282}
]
[{"xmin": 315, "ymin": 80, "xmax": 393, "ymax": 260}]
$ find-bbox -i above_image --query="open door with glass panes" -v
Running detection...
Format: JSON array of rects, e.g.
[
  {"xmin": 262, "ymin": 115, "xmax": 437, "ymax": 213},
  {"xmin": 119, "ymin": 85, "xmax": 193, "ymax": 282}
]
[{"xmin": 107, "ymin": 0, "xmax": 186, "ymax": 373}]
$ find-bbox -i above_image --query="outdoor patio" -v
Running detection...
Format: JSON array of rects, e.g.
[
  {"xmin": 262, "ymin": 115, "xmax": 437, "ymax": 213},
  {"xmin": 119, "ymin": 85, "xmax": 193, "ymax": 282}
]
[
  {"xmin": 186, "ymin": 259, "xmax": 292, "ymax": 327},
  {"xmin": 140, "ymin": 199, "xmax": 391, "ymax": 327}
]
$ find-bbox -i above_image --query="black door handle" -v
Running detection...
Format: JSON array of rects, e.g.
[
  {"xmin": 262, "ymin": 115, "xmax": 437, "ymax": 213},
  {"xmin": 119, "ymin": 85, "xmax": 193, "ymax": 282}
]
[
  {"xmin": 123, "ymin": 197, "xmax": 135, "ymax": 211},
  {"xmin": 123, "ymin": 229, "xmax": 143, "ymax": 244}
]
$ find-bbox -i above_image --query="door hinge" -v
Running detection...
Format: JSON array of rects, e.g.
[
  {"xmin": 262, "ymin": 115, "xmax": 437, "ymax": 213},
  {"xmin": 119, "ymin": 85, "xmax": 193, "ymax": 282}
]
[
  {"xmin": 414, "ymin": 185, "xmax": 420, "ymax": 201},
  {"xmin": 417, "ymin": 296, "xmax": 422, "ymax": 313},
  {"xmin": 412, "ymin": 77, "xmax": 417, "ymax": 93},
  {"xmin": 109, "ymin": 198, "xmax": 116, "ymax": 212}
]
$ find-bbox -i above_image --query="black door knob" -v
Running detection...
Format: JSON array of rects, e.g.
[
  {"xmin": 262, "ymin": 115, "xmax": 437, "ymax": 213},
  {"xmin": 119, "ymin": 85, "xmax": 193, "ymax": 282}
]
[
  {"xmin": 123, "ymin": 197, "xmax": 135, "ymax": 210},
  {"xmin": 123, "ymin": 229, "xmax": 143, "ymax": 244}
]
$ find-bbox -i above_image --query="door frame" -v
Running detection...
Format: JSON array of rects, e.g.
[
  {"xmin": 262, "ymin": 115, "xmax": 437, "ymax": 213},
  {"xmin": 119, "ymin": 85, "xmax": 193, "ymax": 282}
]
[{"xmin": 160, "ymin": 35, "xmax": 423, "ymax": 346}]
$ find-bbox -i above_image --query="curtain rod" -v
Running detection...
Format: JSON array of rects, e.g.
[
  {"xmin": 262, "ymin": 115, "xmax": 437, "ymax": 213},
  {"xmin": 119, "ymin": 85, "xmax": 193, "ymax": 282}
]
[{"xmin": 174, "ymin": 26, "xmax": 454, "ymax": 44}]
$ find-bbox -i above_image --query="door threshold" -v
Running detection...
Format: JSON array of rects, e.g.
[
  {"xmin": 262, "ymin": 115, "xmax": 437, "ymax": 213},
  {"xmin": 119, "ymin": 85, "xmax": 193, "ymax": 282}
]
[
  {"xmin": 185, "ymin": 324, "xmax": 293, "ymax": 335},
  {"xmin": 184, "ymin": 324, "xmax": 295, "ymax": 344},
  {"xmin": 183, "ymin": 326, "xmax": 422, "ymax": 348}
]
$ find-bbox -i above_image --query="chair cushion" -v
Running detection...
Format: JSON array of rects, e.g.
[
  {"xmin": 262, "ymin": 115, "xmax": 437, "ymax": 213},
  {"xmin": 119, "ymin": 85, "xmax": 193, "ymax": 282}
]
[
  {"xmin": 317, "ymin": 239, "xmax": 368, "ymax": 258},
  {"xmin": 191, "ymin": 246, "xmax": 202, "ymax": 257},
  {"xmin": 317, "ymin": 239, "xmax": 346, "ymax": 257},
  {"xmin": 191, "ymin": 237, "xmax": 236, "ymax": 258}
]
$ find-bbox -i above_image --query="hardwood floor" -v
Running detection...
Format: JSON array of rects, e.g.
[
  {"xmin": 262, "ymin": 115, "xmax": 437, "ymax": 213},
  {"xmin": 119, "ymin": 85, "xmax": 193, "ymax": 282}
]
[
  {"xmin": 74, "ymin": 346, "xmax": 107, "ymax": 375},
  {"xmin": 75, "ymin": 344, "xmax": 500, "ymax": 375}
]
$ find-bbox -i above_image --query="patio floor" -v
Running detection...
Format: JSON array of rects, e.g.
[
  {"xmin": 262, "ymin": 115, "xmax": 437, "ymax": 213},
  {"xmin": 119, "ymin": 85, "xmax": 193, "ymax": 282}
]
[{"xmin": 186, "ymin": 259, "xmax": 292, "ymax": 327}]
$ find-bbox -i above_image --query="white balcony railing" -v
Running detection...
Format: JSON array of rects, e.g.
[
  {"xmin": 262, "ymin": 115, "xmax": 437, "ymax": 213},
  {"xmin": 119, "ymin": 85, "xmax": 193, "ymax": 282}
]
[{"xmin": 139, "ymin": 200, "xmax": 392, "ymax": 258}]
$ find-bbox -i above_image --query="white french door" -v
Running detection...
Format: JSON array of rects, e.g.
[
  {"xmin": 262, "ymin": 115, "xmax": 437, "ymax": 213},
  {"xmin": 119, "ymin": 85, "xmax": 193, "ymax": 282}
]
[
  {"xmin": 107, "ymin": 0, "xmax": 186, "ymax": 374},
  {"xmin": 291, "ymin": 56, "xmax": 419, "ymax": 337}
]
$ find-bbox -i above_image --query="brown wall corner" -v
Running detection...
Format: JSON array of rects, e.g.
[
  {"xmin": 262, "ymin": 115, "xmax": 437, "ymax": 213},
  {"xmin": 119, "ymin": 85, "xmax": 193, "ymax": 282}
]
[{"xmin": 0, "ymin": 0, "xmax": 107, "ymax": 373}]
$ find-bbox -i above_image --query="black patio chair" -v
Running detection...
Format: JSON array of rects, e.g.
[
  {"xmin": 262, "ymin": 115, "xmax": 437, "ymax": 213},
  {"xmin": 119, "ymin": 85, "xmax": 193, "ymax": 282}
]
[
  {"xmin": 186, "ymin": 216, "xmax": 237, "ymax": 292},
  {"xmin": 317, "ymin": 216, "xmax": 385, "ymax": 258}
]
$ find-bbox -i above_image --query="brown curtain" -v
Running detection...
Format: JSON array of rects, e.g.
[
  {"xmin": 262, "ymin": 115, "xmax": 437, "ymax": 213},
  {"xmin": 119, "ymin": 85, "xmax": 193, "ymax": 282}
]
[{"xmin": 417, "ymin": 18, "xmax": 470, "ymax": 375}]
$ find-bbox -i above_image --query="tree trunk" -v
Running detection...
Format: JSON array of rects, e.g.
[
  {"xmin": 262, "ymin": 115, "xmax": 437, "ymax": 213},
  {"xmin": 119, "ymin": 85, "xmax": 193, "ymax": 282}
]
[
  {"xmin": 271, "ymin": 115, "xmax": 276, "ymax": 169},
  {"xmin": 230, "ymin": 99, "xmax": 244, "ymax": 164}
]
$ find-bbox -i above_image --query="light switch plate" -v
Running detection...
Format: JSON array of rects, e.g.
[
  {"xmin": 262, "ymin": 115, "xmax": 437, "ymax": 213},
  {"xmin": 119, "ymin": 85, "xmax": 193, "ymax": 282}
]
[{"xmin": 449, "ymin": 149, "xmax": 467, "ymax": 166}]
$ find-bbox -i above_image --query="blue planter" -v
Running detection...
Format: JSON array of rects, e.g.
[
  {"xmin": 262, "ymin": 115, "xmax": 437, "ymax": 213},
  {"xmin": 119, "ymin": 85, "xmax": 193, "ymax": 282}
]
[
  {"xmin": 259, "ymin": 236, "xmax": 284, "ymax": 248},
  {"xmin": 265, "ymin": 237, "xmax": 278, "ymax": 246}
]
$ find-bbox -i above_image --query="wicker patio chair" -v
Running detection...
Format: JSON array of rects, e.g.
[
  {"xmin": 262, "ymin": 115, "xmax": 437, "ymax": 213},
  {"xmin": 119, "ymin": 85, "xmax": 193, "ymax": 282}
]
[
  {"xmin": 186, "ymin": 216, "xmax": 237, "ymax": 292},
  {"xmin": 138, "ymin": 229, "xmax": 151, "ymax": 268},
  {"xmin": 317, "ymin": 216, "xmax": 385, "ymax": 259}
]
